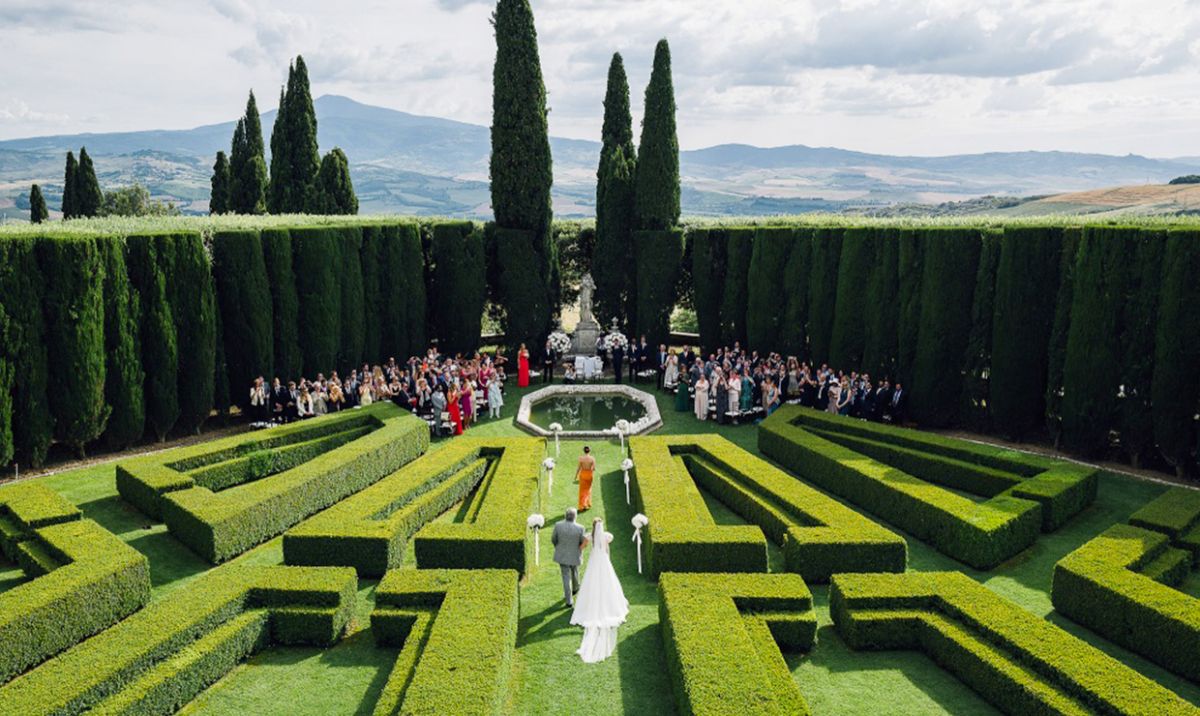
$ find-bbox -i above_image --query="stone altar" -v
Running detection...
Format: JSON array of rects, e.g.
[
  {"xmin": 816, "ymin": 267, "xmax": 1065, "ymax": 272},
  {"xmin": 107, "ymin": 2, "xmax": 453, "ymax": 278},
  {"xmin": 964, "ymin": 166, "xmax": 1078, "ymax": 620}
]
[{"xmin": 570, "ymin": 273, "xmax": 602, "ymax": 355}]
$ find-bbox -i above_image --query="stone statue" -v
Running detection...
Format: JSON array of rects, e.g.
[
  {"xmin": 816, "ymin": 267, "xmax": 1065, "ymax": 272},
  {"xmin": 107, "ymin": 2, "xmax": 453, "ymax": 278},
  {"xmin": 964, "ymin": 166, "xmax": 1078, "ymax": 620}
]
[{"xmin": 579, "ymin": 273, "xmax": 597, "ymax": 326}]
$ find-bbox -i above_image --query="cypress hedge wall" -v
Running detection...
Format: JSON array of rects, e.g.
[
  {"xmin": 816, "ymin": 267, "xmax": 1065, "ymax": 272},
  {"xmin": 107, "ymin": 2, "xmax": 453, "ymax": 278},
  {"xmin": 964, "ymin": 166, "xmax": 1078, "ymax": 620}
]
[
  {"xmin": 779, "ymin": 228, "xmax": 811, "ymax": 358},
  {"xmin": 126, "ymin": 234, "xmax": 179, "ymax": 442},
  {"xmin": 1117, "ymin": 230, "xmax": 1164, "ymax": 466},
  {"xmin": 690, "ymin": 228, "xmax": 726, "ymax": 352},
  {"xmin": 720, "ymin": 228, "xmax": 752, "ymax": 347},
  {"xmin": 338, "ymin": 226, "xmax": 366, "ymax": 370},
  {"xmin": 291, "ymin": 227, "xmax": 343, "ymax": 375},
  {"xmin": 959, "ymin": 230, "xmax": 1000, "ymax": 432},
  {"xmin": 895, "ymin": 229, "xmax": 925, "ymax": 385},
  {"xmin": 211, "ymin": 230, "xmax": 273, "ymax": 406},
  {"xmin": 634, "ymin": 229, "xmax": 683, "ymax": 345},
  {"xmin": 360, "ymin": 225, "xmax": 385, "ymax": 363},
  {"xmin": 262, "ymin": 228, "xmax": 302, "ymax": 380},
  {"xmin": 861, "ymin": 229, "xmax": 898, "ymax": 379},
  {"xmin": 746, "ymin": 228, "xmax": 795, "ymax": 352},
  {"xmin": 99, "ymin": 236, "xmax": 145, "ymax": 449},
  {"xmin": 430, "ymin": 221, "xmax": 486, "ymax": 356},
  {"xmin": 1044, "ymin": 227, "xmax": 1081, "ymax": 447},
  {"xmin": 3, "ymin": 237, "xmax": 53, "ymax": 466},
  {"xmin": 806, "ymin": 228, "xmax": 843, "ymax": 365},
  {"xmin": 495, "ymin": 227, "xmax": 553, "ymax": 355},
  {"xmin": 172, "ymin": 233, "xmax": 217, "ymax": 435},
  {"xmin": 1152, "ymin": 230, "xmax": 1200, "ymax": 476},
  {"xmin": 399, "ymin": 223, "xmax": 427, "ymax": 358},
  {"xmin": 828, "ymin": 227, "xmax": 873, "ymax": 369}
]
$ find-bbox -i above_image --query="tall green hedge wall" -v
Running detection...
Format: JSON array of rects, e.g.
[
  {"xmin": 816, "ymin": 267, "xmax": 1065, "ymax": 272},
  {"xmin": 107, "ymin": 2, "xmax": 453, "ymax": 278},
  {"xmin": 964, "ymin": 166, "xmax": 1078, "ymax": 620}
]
[{"xmin": 690, "ymin": 223, "xmax": 1200, "ymax": 474}]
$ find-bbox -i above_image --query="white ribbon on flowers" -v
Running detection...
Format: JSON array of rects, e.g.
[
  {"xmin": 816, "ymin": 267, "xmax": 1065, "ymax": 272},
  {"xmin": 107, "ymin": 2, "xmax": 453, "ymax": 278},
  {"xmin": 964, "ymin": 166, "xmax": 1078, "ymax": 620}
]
[
  {"xmin": 621, "ymin": 458, "xmax": 634, "ymax": 505},
  {"xmin": 549, "ymin": 423, "xmax": 563, "ymax": 456},
  {"xmin": 527, "ymin": 513, "xmax": 545, "ymax": 565},
  {"xmin": 631, "ymin": 513, "xmax": 649, "ymax": 574},
  {"xmin": 542, "ymin": 457, "xmax": 556, "ymax": 493}
]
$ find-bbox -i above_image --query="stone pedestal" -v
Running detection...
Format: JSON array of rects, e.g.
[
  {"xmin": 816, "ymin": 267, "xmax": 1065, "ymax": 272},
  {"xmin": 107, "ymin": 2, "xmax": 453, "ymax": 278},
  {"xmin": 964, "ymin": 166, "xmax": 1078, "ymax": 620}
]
[{"xmin": 571, "ymin": 319, "xmax": 601, "ymax": 356}]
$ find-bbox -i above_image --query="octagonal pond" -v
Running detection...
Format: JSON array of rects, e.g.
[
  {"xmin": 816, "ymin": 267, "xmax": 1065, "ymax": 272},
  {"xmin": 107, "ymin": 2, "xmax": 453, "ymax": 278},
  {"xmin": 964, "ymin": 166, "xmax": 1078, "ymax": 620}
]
[{"xmin": 516, "ymin": 385, "xmax": 662, "ymax": 438}]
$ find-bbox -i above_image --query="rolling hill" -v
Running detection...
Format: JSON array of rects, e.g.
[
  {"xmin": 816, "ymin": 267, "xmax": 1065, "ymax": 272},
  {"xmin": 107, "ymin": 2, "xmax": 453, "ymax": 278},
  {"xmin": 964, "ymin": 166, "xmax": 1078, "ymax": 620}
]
[{"xmin": 3, "ymin": 95, "xmax": 1200, "ymax": 219}]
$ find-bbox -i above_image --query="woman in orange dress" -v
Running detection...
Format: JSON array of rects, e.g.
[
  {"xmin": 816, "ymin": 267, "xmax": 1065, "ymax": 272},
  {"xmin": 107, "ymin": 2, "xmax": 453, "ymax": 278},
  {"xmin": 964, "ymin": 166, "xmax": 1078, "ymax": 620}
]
[
  {"xmin": 517, "ymin": 343, "xmax": 531, "ymax": 388},
  {"xmin": 575, "ymin": 446, "xmax": 596, "ymax": 512}
]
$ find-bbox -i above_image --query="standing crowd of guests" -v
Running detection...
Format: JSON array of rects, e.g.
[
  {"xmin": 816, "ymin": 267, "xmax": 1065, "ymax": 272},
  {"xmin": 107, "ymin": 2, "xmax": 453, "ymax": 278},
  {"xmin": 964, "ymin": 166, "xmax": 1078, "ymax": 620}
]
[{"xmin": 246, "ymin": 348, "xmax": 511, "ymax": 436}]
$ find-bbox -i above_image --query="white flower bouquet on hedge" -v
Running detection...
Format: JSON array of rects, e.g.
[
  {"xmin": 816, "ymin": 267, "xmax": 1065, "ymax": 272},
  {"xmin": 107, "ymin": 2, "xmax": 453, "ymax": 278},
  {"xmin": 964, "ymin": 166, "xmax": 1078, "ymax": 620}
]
[
  {"xmin": 605, "ymin": 330, "xmax": 629, "ymax": 350},
  {"xmin": 548, "ymin": 331, "xmax": 571, "ymax": 354}
]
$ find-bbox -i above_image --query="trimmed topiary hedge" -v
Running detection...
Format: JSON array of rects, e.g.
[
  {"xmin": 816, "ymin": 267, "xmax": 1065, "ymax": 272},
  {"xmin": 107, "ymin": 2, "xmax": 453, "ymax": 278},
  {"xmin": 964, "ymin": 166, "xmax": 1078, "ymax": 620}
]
[
  {"xmin": 412, "ymin": 438, "xmax": 543, "ymax": 575},
  {"xmin": 261, "ymin": 227, "xmax": 303, "ymax": 379},
  {"xmin": 126, "ymin": 233, "xmax": 180, "ymax": 441},
  {"xmin": 666, "ymin": 434, "xmax": 906, "ymax": 581},
  {"xmin": 98, "ymin": 236, "xmax": 145, "ymax": 450},
  {"xmin": 371, "ymin": 569, "xmax": 519, "ymax": 716},
  {"xmin": 170, "ymin": 231, "xmax": 217, "ymax": 435},
  {"xmin": 831, "ymin": 571, "xmax": 1197, "ymax": 716},
  {"xmin": 634, "ymin": 229, "xmax": 683, "ymax": 344},
  {"xmin": 430, "ymin": 221, "xmax": 487, "ymax": 356},
  {"xmin": 0, "ymin": 482, "xmax": 150, "ymax": 685},
  {"xmin": 806, "ymin": 227, "xmax": 842, "ymax": 364},
  {"xmin": 0, "ymin": 564, "xmax": 356, "ymax": 715},
  {"xmin": 285, "ymin": 439, "xmax": 525, "ymax": 576},
  {"xmin": 117, "ymin": 403, "xmax": 428, "ymax": 562},
  {"xmin": 629, "ymin": 435, "xmax": 768, "ymax": 578},
  {"xmin": 760, "ymin": 406, "xmax": 1096, "ymax": 568},
  {"xmin": 719, "ymin": 228, "xmax": 752, "ymax": 347},
  {"xmin": 211, "ymin": 230, "xmax": 274, "ymax": 404},
  {"xmin": 659, "ymin": 572, "xmax": 816, "ymax": 716},
  {"xmin": 746, "ymin": 227, "xmax": 795, "ymax": 353},
  {"xmin": 291, "ymin": 226, "xmax": 344, "ymax": 375}
]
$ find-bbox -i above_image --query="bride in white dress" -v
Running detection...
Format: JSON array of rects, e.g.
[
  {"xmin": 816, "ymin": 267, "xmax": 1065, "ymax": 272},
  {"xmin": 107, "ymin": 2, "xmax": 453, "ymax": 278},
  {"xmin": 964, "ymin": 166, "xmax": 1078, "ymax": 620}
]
[{"xmin": 570, "ymin": 518, "xmax": 629, "ymax": 663}]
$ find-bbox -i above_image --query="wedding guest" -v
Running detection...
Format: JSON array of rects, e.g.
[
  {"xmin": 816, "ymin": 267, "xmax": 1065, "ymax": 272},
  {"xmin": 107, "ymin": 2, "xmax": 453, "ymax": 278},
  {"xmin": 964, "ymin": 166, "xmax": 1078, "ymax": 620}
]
[
  {"xmin": 296, "ymin": 387, "xmax": 314, "ymax": 419},
  {"xmin": 728, "ymin": 371, "xmax": 742, "ymax": 416},
  {"xmin": 543, "ymin": 338, "xmax": 557, "ymax": 384},
  {"xmin": 714, "ymin": 372, "xmax": 729, "ymax": 425},
  {"xmin": 358, "ymin": 381, "xmax": 374, "ymax": 406},
  {"xmin": 488, "ymin": 377, "xmax": 504, "ymax": 418},
  {"xmin": 249, "ymin": 377, "xmax": 267, "ymax": 422},
  {"xmin": 663, "ymin": 351, "xmax": 679, "ymax": 389},
  {"xmin": 517, "ymin": 344, "xmax": 531, "ymax": 388},
  {"xmin": 564, "ymin": 363, "xmax": 577, "ymax": 384},
  {"xmin": 694, "ymin": 373, "xmax": 710, "ymax": 421}
]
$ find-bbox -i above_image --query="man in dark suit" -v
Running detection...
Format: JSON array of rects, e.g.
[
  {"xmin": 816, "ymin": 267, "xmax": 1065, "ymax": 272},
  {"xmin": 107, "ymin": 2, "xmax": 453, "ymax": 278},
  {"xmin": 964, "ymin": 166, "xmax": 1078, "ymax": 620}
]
[
  {"xmin": 612, "ymin": 343, "xmax": 625, "ymax": 384},
  {"xmin": 635, "ymin": 336, "xmax": 650, "ymax": 383},
  {"xmin": 542, "ymin": 339, "xmax": 557, "ymax": 384},
  {"xmin": 890, "ymin": 382, "xmax": 907, "ymax": 424},
  {"xmin": 270, "ymin": 378, "xmax": 289, "ymax": 423},
  {"xmin": 656, "ymin": 344, "xmax": 669, "ymax": 389}
]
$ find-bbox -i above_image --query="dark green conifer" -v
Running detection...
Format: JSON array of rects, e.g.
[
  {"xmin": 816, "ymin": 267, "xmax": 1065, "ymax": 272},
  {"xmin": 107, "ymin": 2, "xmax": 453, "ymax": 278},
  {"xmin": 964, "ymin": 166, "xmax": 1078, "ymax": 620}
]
[
  {"xmin": 634, "ymin": 39, "xmax": 680, "ymax": 230},
  {"xmin": 268, "ymin": 57, "xmax": 321, "ymax": 213},
  {"xmin": 99, "ymin": 237, "xmax": 145, "ymax": 449},
  {"xmin": 75, "ymin": 147, "xmax": 102, "ymax": 218},
  {"xmin": 229, "ymin": 92, "xmax": 268, "ymax": 214},
  {"xmin": 210, "ymin": 151, "xmax": 231, "ymax": 215},
  {"xmin": 316, "ymin": 148, "xmax": 358, "ymax": 215},
  {"xmin": 61, "ymin": 151, "xmax": 78, "ymax": 219},
  {"xmin": 593, "ymin": 53, "xmax": 636, "ymax": 325},
  {"xmin": 29, "ymin": 184, "xmax": 48, "ymax": 223}
]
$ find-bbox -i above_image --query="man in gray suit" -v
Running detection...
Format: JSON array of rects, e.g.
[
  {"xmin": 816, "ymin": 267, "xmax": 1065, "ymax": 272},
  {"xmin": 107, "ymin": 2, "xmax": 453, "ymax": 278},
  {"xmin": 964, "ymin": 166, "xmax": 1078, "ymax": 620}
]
[{"xmin": 551, "ymin": 507, "xmax": 590, "ymax": 607}]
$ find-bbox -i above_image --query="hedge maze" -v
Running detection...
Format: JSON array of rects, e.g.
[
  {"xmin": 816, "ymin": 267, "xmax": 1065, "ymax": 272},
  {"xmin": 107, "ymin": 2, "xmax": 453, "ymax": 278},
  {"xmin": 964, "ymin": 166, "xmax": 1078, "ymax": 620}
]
[
  {"xmin": 0, "ymin": 482, "xmax": 150, "ymax": 684},
  {"xmin": 760, "ymin": 406, "xmax": 1098, "ymax": 568},
  {"xmin": 285, "ymin": 438, "xmax": 543, "ymax": 577},
  {"xmin": 1053, "ymin": 487, "xmax": 1200, "ymax": 682},
  {"xmin": 631, "ymin": 434, "xmax": 906, "ymax": 580},
  {"xmin": 117, "ymin": 403, "xmax": 429, "ymax": 562},
  {"xmin": 831, "ymin": 571, "xmax": 1199, "ymax": 715},
  {"xmin": 659, "ymin": 572, "xmax": 817, "ymax": 716},
  {"xmin": 371, "ymin": 569, "xmax": 519, "ymax": 716}
]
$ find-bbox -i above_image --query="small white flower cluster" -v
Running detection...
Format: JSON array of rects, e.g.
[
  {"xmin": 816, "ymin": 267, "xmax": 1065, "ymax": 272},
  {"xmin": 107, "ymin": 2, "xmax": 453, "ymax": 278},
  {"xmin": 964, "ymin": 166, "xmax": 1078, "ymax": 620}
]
[
  {"xmin": 547, "ymin": 331, "xmax": 571, "ymax": 354},
  {"xmin": 542, "ymin": 457, "xmax": 556, "ymax": 469},
  {"xmin": 527, "ymin": 513, "xmax": 545, "ymax": 529},
  {"xmin": 631, "ymin": 513, "xmax": 649, "ymax": 529},
  {"xmin": 605, "ymin": 331, "xmax": 629, "ymax": 350}
]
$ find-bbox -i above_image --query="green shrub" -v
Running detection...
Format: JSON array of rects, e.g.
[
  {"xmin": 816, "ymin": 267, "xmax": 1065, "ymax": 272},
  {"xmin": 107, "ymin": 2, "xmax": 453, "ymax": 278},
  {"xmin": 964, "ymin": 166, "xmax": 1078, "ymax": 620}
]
[
  {"xmin": 413, "ymin": 438, "xmax": 543, "ymax": 575},
  {"xmin": 117, "ymin": 403, "xmax": 427, "ymax": 562},
  {"xmin": 862, "ymin": 228, "xmax": 899, "ymax": 379},
  {"xmin": 98, "ymin": 236, "xmax": 145, "ymax": 449},
  {"xmin": 126, "ymin": 234, "xmax": 179, "ymax": 441},
  {"xmin": 286, "ymin": 439, "xmax": 525, "ymax": 576},
  {"xmin": 828, "ymin": 227, "xmax": 875, "ymax": 368},
  {"xmin": 958, "ymin": 230, "xmax": 999, "ymax": 432},
  {"xmin": 430, "ymin": 221, "xmax": 486, "ymax": 356},
  {"xmin": 674, "ymin": 435, "xmax": 906, "ymax": 582},
  {"xmin": 746, "ymin": 228, "xmax": 795, "ymax": 352},
  {"xmin": 628, "ymin": 435, "xmax": 768, "ymax": 578},
  {"xmin": 1061, "ymin": 226, "xmax": 1134, "ymax": 456},
  {"xmin": 759, "ymin": 406, "xmax": 1098, "ymax": 568},
  {"xmin": 38, "ymin": 236, "xmax": 109, "ymax": 456},
  {"xmin": 338, "ymin": 226, "xmax": 366, "ymax": 370},
  {"xmin": 1152, "ymin": 230, "xmax": 1200, "ymax": 475},
  {"xmin": 261, "ymin": 228, "xmax": 302, "ymax": 379},
  {"xmin": 211, "ymin": 230, "xmax": 274, "ymax": 406},
  {"xmin": 172, "ymin": 232, "xmax": 217, "ymax": 434},
  {"xmin": 634, "ymin": 229, "xmax": 683, "ymax": 344},
  {"xmin": 1117, "ymin": 231, "xmax": 1165, "ymax": 466},
  {"xmin": 806, "ymin": 228, "xmax": 842, "ymax": 363},
  {"xmin": 690, "ymin": 228, "xmax": 726, "ymax": 352},
  {"xmin": 1043, "ymin": 227, "xmax": 1081, "ymax": 447},
  {"xmin": 1, "ymin": 238, "xmax": 52, "ymax": 466},
  {"xmin": 371, "ymin": 569, "xmax": 519, "ymax": 716},
  {"xmin": 0, "ymin": 481, "xmax": 150, "ymax": 684},
  {"xmin": 910, "ymin": 228, "xmax": 981, "ymax": 427},
  {"xmin": 989, "ymin": 227, "xmax": 1064, "ymax": 440},
  {"xmin": 0, "ymin": 565, "xmax": 355, "ymax": 715},
  {"xmin": 291, "ymin": 227, "xmax": 343, "ymax": 375},
  {"xmin": 831, "ymin": 571, "xmax": 1197, "ymax": 716},
  {"xmin": 495, "ymin": 227, "xmax": 553, "ymax": 355},
  {"xmin": 659, "ymin": 572, "xmax": 816, "ymax": 716},
  {"xmin": 633, "ymin": 39, "xmax": 680, "ymax": 232},
  {"xmin": 780, "ymin": 228, "xmax": 812, "ymax": 358},
  {"xmin": 720, "ymin": 228, "xmax": 752, "ymax": 347}
]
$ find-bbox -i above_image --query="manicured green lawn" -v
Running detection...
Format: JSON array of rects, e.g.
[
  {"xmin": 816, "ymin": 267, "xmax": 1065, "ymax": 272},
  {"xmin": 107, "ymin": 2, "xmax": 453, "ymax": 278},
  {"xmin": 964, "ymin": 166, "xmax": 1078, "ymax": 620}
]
[{"xmin": 11, "ymin": 381, "xmax": 1200, "ymax": 714}]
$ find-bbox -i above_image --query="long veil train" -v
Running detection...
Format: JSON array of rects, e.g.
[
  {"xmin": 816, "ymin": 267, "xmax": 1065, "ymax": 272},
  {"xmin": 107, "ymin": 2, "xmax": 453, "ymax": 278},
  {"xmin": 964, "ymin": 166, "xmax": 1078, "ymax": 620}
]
[{"xmin": 569, "ymin": 519, "xmax": 629, "ymax": 663}]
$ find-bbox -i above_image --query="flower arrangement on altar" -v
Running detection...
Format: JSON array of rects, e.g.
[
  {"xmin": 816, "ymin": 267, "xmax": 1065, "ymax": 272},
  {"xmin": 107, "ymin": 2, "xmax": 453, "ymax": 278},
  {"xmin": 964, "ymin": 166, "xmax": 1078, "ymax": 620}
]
[{"xmin": 547, "ymin": 331, "xmax": 570, "ymax": 354}]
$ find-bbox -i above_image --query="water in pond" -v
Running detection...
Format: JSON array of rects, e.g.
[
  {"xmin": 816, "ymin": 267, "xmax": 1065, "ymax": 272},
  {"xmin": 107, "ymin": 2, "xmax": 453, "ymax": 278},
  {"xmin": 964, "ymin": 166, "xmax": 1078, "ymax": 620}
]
[{"xmin": 527, "ymin": 395, "xmax": 647, "ymax": 432}]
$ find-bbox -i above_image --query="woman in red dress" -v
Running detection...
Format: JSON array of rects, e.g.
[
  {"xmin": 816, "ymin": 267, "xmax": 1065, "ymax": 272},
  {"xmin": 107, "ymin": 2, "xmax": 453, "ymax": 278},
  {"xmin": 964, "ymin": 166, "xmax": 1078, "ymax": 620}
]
[
  {"xmin": 447, "ymin": 386, "xmax": 464, "ymax": 435},
  {"xmin": 517, "ymin": 343, "xmax": 530, "ymax": 388}
]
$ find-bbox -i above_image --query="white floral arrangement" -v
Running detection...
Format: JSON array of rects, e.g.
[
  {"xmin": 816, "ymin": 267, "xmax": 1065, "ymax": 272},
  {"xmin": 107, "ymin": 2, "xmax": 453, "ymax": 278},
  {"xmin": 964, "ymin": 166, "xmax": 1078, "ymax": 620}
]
[
  {"xmin": 548, "ymin": 331, "xmax": 571, "ymax": 354},
  {"xmin": 605, "ymin": 330, "xmax": 629, "ymax": 350},
  {"xmin": 542, "ymin": 457, "xmax": 556, "ymax": 470},
  {"xmin": 621, "ymin": 458, "xmax": 634, "ymax": 471},
  {"xmin": 631, "ymin": 513, "xmax": 649, "ymax": 529},
  {"xmin": 527, "ymin": 513, "xmax": 545, "ymax": 529},
  {"xmin": 615, "ymin": 419, "xmax": 631, "ymax": 434},
  {"xmin": 548, "ymin": 422, "xmax": 563, "ymax": 433}
]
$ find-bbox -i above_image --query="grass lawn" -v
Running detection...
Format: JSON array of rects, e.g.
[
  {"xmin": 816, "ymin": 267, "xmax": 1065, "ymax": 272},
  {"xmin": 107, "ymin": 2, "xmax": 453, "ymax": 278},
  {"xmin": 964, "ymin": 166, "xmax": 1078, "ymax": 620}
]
[{"xmin": 9, "ymin": 381, "xmax": 1200, "ymax": 715}]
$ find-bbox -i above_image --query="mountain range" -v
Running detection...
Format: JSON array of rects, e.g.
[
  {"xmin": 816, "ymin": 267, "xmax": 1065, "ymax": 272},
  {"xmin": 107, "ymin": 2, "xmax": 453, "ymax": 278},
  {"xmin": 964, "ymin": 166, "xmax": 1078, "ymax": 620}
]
[{"xmin": 2, "ymin": 94, "xmax": 1199, "ymax": 219}]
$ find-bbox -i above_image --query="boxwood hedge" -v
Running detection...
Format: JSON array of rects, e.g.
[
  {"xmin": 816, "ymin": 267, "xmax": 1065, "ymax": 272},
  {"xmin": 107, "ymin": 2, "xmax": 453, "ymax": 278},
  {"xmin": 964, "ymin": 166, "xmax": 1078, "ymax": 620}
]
[
  {"xmin": 412, "ymin": 438, "xmax": 543, "ymax": 575},
  {"xmin": 760, "ymin": 406, "xmax": 1096, "ymax": 568},
  {"xmin": 667, "ymin": 435, "xmax": 906, "ymax": 581},
  {"xmin": 285, "ymin": 439, "xmax": 524, "ymax": 576},
  {"xmin": 371, "ymin": 569, "xmax": 519, "ymax": 716},
  {"xmin": 830, "ymin": 571, "xmax": 1198, "ymax": 716},
  {"xmin": 116, "ymin": 403, "xmax": 428, "ymax": 562},
  {"xmin": 659, "ymin": 572, "xmax": 816, "ymax": 716},
  {"xmin": 0, "ymin": 564, "xmax": 356, "ymax": 715},
  {"xmin": 1052, "ymin": 487, "xmax": 1200, "ymax": 682},
  {"xmin": 0, "ymin": 482, "xmax": 150, "ymax": 684},
  {"xmin": 629, "ymin": 435, "xmax": 768, "ymax": 578}
]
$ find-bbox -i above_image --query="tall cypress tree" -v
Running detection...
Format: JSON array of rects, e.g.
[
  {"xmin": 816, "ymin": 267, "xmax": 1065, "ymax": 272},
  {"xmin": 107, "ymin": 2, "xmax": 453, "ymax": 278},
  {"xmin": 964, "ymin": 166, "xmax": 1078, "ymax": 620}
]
[
  {"xmin": 593, "ymin": 53, "xmax": 636, "ymax": 325},
  {"xmin": 261, "ymin": 229, "xmax": 303, "ymax": 379},
  {"xmin": 635, "ymin": 39, "xmax": 680, "ymax": 230},
  {"xmin": 29, "ymin": 184, "xmax": 48, "ymax": 223},
  {"xmin": 268, "ymin": 57, "xmax": 322, "ymax": 214},
  {"xmin": 2, "ymin": 237, "xmax": 53, "ymax": 465},
  {"xmin": 99, "ymin": 236, "xmax": 145, "ymax": 449},
  {"xmin": 490, "ymin": 0, "xmax": 555, "ymax": 355},
  {"xmin": 210, "ymin": 151, "xmax": 231, "ymax": 215},
  {"xmin": 268, "ymin": 83, "xmax": 290, "ymax": 214},
  {"xmin": 128, "ymin": 236, "xmax": 179, "ymax": 441},
  {"xmin": 76, "ymin": 147, "xmax": 102, "ymax": 218},
  {"xmin": 316, "ymin": 148, "xmax": 358, "ymax": 214},
  {"xmin": 1152, "ymin": 230, "xmax": 1200, "ymax": 476},
  {"xmin": 229, "ymin": 92, "xmax": 268, "ymax": 214},
  {"xmin": 172, "ymin": 233, "xmax": 217, "ymax": 434},
  {"xmin": 61, "ymin": 151, "xmax": 78, "ymax": 219}
]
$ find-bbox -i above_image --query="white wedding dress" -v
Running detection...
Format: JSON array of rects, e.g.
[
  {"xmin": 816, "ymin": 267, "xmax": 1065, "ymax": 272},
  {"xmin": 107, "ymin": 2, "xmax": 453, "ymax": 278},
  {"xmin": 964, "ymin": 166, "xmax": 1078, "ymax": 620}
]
[{"xmin": 569, "ymin": 520, "xmax": 629, "ymax": 663}]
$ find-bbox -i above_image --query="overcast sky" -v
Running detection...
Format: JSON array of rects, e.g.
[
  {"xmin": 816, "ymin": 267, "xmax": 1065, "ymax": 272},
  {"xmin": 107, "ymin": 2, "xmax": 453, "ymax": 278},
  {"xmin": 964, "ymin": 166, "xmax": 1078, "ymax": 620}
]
[{"xmin": 2, "ymin": 0, "xmax": 1199, "ymax": 156}]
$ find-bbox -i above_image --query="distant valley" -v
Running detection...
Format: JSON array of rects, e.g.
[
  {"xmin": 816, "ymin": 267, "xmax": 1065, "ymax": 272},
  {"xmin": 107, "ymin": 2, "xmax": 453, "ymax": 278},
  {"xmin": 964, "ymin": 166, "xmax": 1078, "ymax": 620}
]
[{"xmin": 3, "ymin": 94, "xmax": 1200, "ymax": 219}]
